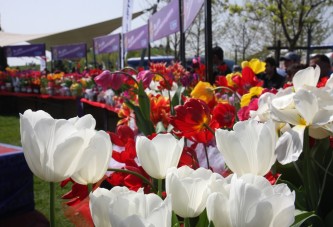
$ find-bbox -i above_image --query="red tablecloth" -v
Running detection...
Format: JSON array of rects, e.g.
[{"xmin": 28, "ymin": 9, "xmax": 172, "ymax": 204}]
[{"xmin": 80, "ymin": 98, "xmax": 118, "ymax": 113}]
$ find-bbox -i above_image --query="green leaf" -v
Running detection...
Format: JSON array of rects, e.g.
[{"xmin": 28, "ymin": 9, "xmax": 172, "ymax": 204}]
[
  {"xmin": 124, "ymin": 99, "xmax": 155, "ymax": 136},
  {"xmin": 172, "ymin": 212, "xmax": 180, "ymax": 227},
  {"xmin": 137, "ymin": 81, "xmax": 151, "ymax": 121},
  {"xmin": 196, "ymin": 209, "xmax": 210, "ymax": 227},
  {"xmin": 291, "ymin": 210, "xmax": 325, "ymax": 227},
  {"xmin": 302, "ymin": 127, "xmax": 320, "ymax": 211}
]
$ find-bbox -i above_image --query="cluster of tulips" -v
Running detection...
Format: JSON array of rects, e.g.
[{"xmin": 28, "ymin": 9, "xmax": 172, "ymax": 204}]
[{"xmin": 20, "ymin": 60, "xmax": 333, "ymax": 226}]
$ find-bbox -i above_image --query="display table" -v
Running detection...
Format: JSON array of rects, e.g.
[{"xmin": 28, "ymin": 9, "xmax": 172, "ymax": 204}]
[
  {"xmin": 0, "ymin": 91, "xmax": 82, "ymax": 119},
  {"xmin": 0, "ymin": 143, "xmax": 34, "ymax": 218},
  {"xmin": 81, "ymin": 98, "xmax": 120, "ymax": 132},
  {"xmin": 0, "ymin": 91, "xmax": 120, "ymax": 131}
]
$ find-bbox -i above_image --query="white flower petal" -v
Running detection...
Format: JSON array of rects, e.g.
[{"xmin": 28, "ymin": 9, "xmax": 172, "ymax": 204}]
[
  {"xmin": 294, "ymin": 89, "xmax": 318, "ymax": 124},
  {"xmin": 206, "ymin": 192, "xmax": 232, "ymax": 227},
  {"xmin": 275, "ymin": 125, "xmax": 305, "ymax": 164},
  {"xmin": 270, "ymin": 104, "xmax": 302, "ymax": 126},
  {"xmin": 72, "ymin": 130, "xmax": 112, "ymax": 184},
  {"xmin": 293, "ymin": 66, "xmax": 320, "ymax": 91},
  {"xmin": 68, "ymin": 114, "xmax": 96, "ymax": 130}
]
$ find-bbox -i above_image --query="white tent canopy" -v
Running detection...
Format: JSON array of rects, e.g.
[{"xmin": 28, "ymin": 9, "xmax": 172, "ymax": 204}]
[
  {"xmin": 0, "ymin": 11, "xmax": 143, "ymax": 49},
  {"xmin": 0, "ymin": 31, "xmax": 52, "ymax": 47}
]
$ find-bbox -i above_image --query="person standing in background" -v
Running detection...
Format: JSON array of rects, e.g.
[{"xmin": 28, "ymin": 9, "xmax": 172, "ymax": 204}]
[
  {"xmin": 280, "ymin": 51, "xmax": 301, "ymax": 74},
  {"xmin": 260, "ymin": 57, "xmax": 286, "ymax": 89},
  {"xmin": 212, "ymin": 46, "xmax": 232, "ymax": 83},
  {"xmin": 310, "ymin": 54, "xmax": 333, "ymax": 79}
]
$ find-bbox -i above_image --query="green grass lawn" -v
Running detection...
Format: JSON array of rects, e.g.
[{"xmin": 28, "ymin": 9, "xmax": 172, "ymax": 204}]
[{"xmin": 0, "ymin": 115, "xmax": 74, "ymax": 227}]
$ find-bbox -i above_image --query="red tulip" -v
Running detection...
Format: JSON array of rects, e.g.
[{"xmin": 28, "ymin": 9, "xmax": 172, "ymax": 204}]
[
  {"xmin": 212, "ymin": 103, "xmax": 236, "ymax": 128},
  {"xmin": 108, "ymin": 125, "xmax": 135, "ymax": 146},
  {"xmin": 170, "ymin": 98, "xmax": 218, "ymax": 143}
]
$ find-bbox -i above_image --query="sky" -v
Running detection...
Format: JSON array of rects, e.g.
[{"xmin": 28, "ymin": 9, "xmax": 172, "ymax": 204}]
[
  {"xmin": 0, "ymin": 0, "xmax": 152, "ymax": 34},
  {"xmin": 0, "ymin": 0, "xmax": 155, "ymax": 66}
]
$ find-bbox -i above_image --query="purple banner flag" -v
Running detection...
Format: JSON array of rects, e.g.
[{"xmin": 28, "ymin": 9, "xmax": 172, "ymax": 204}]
[
  {"xmin": 94, "ymin": 34, "xmax": 120, "ymax": 55},
  {"xmin": 149, "ymin": 0, "xmax": 180, "ymax": 42},
  {"xmin": 51, "ymin": 43, "xmax": 87, "ymax": 60},
  {"xmin": 5, "ymin": 44, "xmax": 45, "ymax": 57},
  {"xmin": 183, "ymin": 0, "xmax": 205, "ymax": 31},
  {"xmin": 124, "ymin": 24, "xmax": 148, "ymax": 52}
]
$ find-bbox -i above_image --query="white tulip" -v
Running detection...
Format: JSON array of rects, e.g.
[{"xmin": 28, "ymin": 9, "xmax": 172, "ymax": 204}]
[
  {"xmin": 136, "ymin": 133, "xmax": 184, "ymax": 179},
  {"xmin": 273, "ymin": 87, "xmax": 333, "ymax": 164},
  {"xmin": 165, "ymin": 166, "xmax": 221, "ymax": 218},
  {"xmin": 20, "ymin": 109, "xmax": 112, "ymax": 183},
  {"xmin": 215, "ymin": 119, "xmax": 277, "ymax": 176},
  {"xmin": 206, "ymin": 174, "xmax": 295, "ymax": 227},
  {"xmin": 89, "ymin": 186, "xmax": 172, "ymax": 227}
]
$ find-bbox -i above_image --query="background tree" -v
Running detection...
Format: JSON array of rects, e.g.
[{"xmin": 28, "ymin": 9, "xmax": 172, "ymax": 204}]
[{"xmin": 227, "ymin": 0, "xmax": 333, "ymax": 52}]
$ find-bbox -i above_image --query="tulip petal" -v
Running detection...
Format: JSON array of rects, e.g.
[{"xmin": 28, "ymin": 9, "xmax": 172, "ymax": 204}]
[
  {"xmin": 255, "ymin": 120, "xmax": 277, "ymax": 175},
  {"xmin": 293, "ymin": 66, "xmax": 320, "ymax": 91},
  {"xmin": 206, "ymin": 192, "xmax": 232, "ymax": 227},
  {"xmin": 89, "ymin": 188, "xmax": 113, "ymax": 227},
  {"xmin": 21, "ymin": 109, "xmax": 52, "ymax": 127},
  {"xmin": 20, "ymin": 116, "xmax": 48, "ymax": 180},
  {"xmin": 215, "ymin": 129, "xmax": 251, "ymax": 175},
  {"xmin": 49, "ymin": 135, "xmax": 85, "ymax": 182},
  {"xmin": 275, "ymin": 125, "xmax": 305, "ymax": 164},
  {"xmin": 229, "ymin": 176, "xmax": 263, "ymax": 226},
  {"xmin": 146, "ymin": 195, "xmax": 172, "ymax": 227},
  {"xmin": 68, "ymin": 114, "xmax": 96, "ymax": 130},
  {"xmin": 71, "ymin": 130, "xmax": 112, "ymax": 184},
  {"xmin": 294, "ymin": 89, "xmax": 318, "ymax": 124},
  {"xmin": 270, "ymin": 104, "xmax": 302, "ymax": 126},
  {"xmin": 270, "ymin": 185, "xmax": 295, "ymax": 227}
]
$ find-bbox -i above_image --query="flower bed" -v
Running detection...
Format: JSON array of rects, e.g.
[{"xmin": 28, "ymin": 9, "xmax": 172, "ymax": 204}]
[{"xmin": 18, "ymin": 59, "xmax": 333, "ymax": 226}]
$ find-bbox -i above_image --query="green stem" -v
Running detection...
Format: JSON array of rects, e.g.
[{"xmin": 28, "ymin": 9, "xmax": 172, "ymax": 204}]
[
  {"xmin": 50, "ymin": 182, "xmax": 55, "ymax": 227},
  {"xmin": 317, "ymin": 153, "xmax": 333, "ymax": 211},
  {"xmin": 293, "ymin": 161, "xmax": 304, "ymax": 183},
  {"xmin": 312, "ymin": 158, "xmax": 333, "ymax": 177},
  {"xmin": 113, "ymin": 71, "xmax": 139, "ymax": 87},
  {"xmin": 303, "ymin": 127, "xmax": 318, "ymax": 211},
  {"xmin": 184, "ymin": 217, "xmax": 191, "ymax": 227},
  {"xmin": 214, "ymin": 86, "xmax": 241, "ymax": 104},
  {"xmin": 204, "ymin": 144, "xmax": 210, "ymax": 169},
  {"xmin": 203, "ymin": 123, "xmax": 215, "ymax": 135},
  {"xmin": 121, "ymin": 67, "xmax": 138, "ymax": 75},
  {"xmin": 157, "ymin": 178, "xmax": 163, "ymax": 198},
  {"xmin": 87, "ymin": 183, "xmax": 93, "ymax": 193},
  {"xmin": 108, "ymin": 168, "xmax": 156, "ymax": 193},
  {"xmin": 168, "ymin": 89, "xmax": 175, "ymax": 115},
  {"xmin": 214, "ymin": 86, "xmax": 240, "ymax": 122}
]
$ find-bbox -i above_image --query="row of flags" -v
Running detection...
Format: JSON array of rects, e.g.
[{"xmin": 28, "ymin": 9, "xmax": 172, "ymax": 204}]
[{"xmin": 4, "ymin": 0, "xmax": 205, "ymax": 62}]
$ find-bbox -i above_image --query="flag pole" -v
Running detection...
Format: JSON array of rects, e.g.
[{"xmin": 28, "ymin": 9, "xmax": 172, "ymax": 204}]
[{"xmin": 204, "ymin": 0, "xmax": 213, "ymax": 83}]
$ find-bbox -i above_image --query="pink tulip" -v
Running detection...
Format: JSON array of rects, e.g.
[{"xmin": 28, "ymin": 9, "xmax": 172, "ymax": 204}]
[
  {"xmin": 136, "ymin": 70, "xmax": 154, "ymax": 89},
  {"xmin": 94, "ymin": 70, "xmax": 124, "ymax": 91}
]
